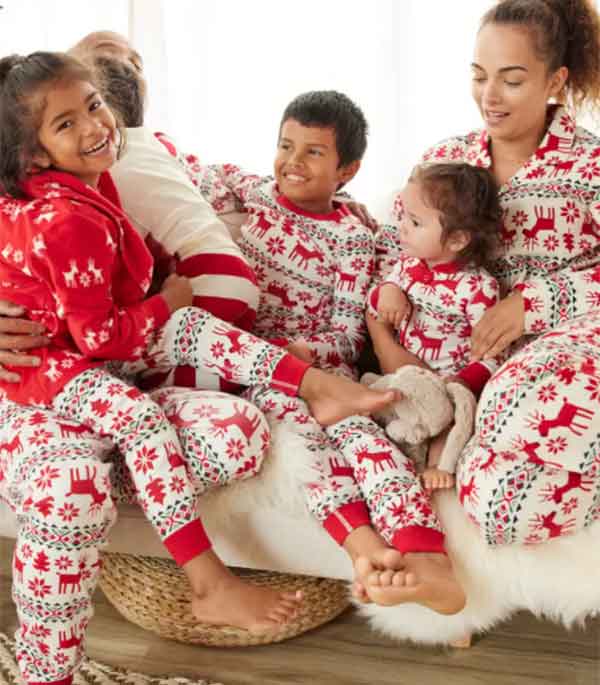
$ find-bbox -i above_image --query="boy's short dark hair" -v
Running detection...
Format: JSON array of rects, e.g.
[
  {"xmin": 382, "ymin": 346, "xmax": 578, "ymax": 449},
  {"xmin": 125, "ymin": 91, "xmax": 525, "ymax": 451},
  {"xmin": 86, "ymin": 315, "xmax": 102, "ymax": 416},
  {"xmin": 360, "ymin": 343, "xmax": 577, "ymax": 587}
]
[
  {"xmin": 93, "ymin": 56, "xmax": 145, "ymax": 128},
  {"xmin": 280, "ymin": 90, "xmax": 368, "ymax": 167},
  {"xmin": 409, "ymin": 162, "xmax": 502, "ymax": 269}
]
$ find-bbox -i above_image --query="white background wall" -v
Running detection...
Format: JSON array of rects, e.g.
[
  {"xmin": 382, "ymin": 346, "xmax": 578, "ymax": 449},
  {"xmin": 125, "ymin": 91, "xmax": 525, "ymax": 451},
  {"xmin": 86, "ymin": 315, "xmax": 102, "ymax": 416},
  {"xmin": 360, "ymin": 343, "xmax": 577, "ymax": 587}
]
[{"xmin": 0, "ymin": 0, "xmax": 598, "ymax": 217}]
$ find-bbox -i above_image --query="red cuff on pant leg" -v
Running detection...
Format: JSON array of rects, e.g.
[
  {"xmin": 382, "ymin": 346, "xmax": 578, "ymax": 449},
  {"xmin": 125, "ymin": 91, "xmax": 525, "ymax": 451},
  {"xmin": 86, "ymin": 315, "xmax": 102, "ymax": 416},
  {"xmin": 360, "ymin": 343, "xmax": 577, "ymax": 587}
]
[
  {"xmin": 29, "ymin": 678, "xmax": 73, "ymax": 685},
  {"xmin": 391, "ymin": 526, "xmax": 446, "ymax": 555},
  {"xmin": 163, "ymin": 519, "xmax": 212, "ymax": 566},
  {"xmin": 323, "ymin": 501, "xmax": 372, "ymax": 545},
  {"xmin": 270, "ymin": 354, "xmax": 311, "ymax": 397}
]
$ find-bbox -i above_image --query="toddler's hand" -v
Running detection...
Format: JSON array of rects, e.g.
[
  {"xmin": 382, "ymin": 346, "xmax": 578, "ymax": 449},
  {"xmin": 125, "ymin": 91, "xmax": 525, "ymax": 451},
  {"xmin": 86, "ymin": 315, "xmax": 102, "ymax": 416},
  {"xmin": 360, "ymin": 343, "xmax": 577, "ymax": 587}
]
[
  {"xmin": 286, "ymin": 339, "xmax": 313, "ymax": 363},
  {"xmin": 377, "ymin": 284, "xmax": 410, "ymax": 329},
  {"xmin": 160, "ymin": 274, "xmax": 193, "ymax": 313}
]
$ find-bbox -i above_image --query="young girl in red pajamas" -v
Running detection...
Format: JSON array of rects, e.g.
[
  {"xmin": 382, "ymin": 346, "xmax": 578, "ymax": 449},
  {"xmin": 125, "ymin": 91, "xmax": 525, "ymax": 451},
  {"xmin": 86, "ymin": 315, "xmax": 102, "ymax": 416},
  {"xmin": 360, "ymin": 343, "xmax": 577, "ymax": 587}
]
[
  {"xmin": 0, "ymin": 53, "xmax": 398, "ymax": 685},
  {"xmin": 367, "ymin": 162, "xmax": 502, "ymax": 490}
]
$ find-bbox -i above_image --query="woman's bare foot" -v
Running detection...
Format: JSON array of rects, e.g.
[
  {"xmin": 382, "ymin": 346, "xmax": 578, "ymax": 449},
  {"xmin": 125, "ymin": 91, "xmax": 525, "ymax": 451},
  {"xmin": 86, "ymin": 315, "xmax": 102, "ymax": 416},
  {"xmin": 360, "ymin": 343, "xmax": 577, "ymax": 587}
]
[
  {"xmin": 422, "ymin": 467, "xmax": 455, "ymax": 491},
  {"xmin": 360, "ymin": 551, "xmax": 466, "ymax": 615},
  {"xmin": 299, "ymin": 368, "xmax": 397, "ymax": 426},
  {"xmin": 184, "ymin": 551, "xmax": 303, "ymax": 634}
]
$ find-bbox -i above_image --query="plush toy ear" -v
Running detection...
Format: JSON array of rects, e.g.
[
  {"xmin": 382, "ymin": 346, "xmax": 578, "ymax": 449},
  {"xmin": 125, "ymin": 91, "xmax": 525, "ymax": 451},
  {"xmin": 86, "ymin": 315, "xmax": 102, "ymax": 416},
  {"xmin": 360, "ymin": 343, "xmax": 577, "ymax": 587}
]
[{"xmin": 437, "ymin": 382, "xmax": 477, "ymax": 473}]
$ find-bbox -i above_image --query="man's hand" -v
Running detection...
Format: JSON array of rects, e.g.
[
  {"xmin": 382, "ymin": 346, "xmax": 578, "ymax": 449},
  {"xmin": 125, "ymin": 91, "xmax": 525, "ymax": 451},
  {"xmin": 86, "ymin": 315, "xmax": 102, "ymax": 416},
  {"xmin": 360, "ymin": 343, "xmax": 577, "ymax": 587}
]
[
  {"xmin": 471, "ymin": 291, "xmax": 525, "ymax": 361},
  {"xmin": 377, "ymin": 284, "xmax": 410, "ymax": 329},
  {"xmin": 0, "ymin": 300, "xmax": 48, "ymax": 382}
]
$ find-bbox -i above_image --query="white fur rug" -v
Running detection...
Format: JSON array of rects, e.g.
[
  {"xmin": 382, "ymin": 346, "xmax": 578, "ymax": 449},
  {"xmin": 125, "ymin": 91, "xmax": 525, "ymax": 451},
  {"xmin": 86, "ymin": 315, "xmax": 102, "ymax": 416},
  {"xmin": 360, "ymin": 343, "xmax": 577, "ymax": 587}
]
[{"xmin": 359, "ymin": 489, "xmax": 600, "ymax": 644}]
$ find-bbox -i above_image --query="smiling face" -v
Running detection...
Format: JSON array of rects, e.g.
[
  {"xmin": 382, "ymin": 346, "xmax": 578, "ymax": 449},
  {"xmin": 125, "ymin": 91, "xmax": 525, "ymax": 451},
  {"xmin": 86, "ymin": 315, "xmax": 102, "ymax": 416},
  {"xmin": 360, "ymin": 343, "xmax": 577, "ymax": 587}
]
[
  {"xmin": 34, "ymin": 78, "xmax": 119, "ymax": 187},
  {"xmin": 274, "ymin": 118, "xmax": 359, "ymax": 214},
  {"xmin": 471, "ymin": 22, "xmax": 568, "ymax": 145}
]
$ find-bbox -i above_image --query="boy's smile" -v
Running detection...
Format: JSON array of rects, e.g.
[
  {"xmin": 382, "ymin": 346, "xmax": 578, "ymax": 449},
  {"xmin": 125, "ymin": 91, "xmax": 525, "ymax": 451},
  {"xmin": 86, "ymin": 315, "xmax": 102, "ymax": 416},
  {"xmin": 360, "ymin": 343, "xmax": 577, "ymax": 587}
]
[{"xmin": 275, "ymin": 118, "xmax": 358, "ymax": 215}]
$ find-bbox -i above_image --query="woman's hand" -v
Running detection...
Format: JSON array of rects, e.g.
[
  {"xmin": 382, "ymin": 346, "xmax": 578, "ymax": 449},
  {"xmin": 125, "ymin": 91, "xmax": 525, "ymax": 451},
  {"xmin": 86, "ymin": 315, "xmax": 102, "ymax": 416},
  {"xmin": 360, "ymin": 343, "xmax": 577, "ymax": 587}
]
[
  {"xmin": 0, "ymin": 300, "xmax": 49, "ymax": 382},
  {"xmin": 344, "ymin": 201, "xmax": 378, "ymax": 232},
  {"xmin": 471, "ymin": 291, "xmax": 525, "ymax": 361},
  {"xmin": 160, "ymin": 274, "xmax": 193, "ymax": 313}
]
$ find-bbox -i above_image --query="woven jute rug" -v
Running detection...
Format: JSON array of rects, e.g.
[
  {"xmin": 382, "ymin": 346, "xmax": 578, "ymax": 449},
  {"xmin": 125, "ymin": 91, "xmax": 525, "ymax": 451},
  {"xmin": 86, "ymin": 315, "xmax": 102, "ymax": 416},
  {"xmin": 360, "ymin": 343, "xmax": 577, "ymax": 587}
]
[{"xmin": 0, "ymin": 633, "xmax": 223, "ymax": 685}]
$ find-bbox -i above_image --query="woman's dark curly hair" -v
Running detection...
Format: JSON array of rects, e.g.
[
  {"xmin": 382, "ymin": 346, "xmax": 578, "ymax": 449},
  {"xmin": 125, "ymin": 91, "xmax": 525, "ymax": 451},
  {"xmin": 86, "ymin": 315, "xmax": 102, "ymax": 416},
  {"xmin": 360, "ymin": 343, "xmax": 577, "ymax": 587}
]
[
  {"xmin": 0, "ymin": 51, "xmax": 114, "ymax": 198},
  {"xmin": 408, "ymin": 162, "xmax": 502, "ymax": 270}
]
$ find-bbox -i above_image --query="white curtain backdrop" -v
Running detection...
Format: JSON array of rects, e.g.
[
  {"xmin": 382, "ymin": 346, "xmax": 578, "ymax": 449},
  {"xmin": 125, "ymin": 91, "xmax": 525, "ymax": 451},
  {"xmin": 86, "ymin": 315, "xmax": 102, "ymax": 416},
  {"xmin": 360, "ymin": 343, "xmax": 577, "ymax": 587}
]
[{"xmin": 0, "ymin": 0, "xmax": 598, "ymax": 216}]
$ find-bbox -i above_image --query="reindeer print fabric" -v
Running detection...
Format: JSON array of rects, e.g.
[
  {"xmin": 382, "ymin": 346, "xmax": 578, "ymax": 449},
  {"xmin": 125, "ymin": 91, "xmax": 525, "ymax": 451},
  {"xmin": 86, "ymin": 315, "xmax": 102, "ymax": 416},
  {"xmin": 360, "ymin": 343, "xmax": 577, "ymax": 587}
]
[
  {"xmin": 377, "ymin": 106, "xmax": 600, "ymax": 545},
  {"xmin": 0, "ymin": 387, "xmax": 269, "ymax": 685},
  {"xmin": 368, "ymin": 256, "xmax": 501, "ymax": 377},
  {"xmin": 195, "ymin": 164, "xmax": 374, "ymax": 368}
]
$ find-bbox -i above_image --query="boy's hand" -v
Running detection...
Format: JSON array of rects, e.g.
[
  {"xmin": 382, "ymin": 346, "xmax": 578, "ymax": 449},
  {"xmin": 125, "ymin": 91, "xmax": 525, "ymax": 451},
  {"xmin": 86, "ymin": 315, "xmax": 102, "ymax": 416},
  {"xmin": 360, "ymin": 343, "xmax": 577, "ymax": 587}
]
[
  {"xmin": 286, "ymin": 338, "xmax": 313, "ymax": 363},
  {"xmin": 377, "ymin": 284, "xmax": 410, "ymax": 329},
  {"xmin": 160, "ymin": 274, "xmax": 193, "ymax": 313},
  {"xmin": 0, "ymin": 300, "xmax": 49, "ymax": 382}
]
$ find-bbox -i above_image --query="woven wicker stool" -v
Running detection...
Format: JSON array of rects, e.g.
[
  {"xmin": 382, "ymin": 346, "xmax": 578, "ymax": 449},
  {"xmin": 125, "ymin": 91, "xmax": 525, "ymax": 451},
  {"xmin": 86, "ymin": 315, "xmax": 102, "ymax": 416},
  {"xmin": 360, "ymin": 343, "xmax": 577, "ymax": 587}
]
[{"xmin": 99, "ymin": 552, "xmax": 351, "ymax": 647}]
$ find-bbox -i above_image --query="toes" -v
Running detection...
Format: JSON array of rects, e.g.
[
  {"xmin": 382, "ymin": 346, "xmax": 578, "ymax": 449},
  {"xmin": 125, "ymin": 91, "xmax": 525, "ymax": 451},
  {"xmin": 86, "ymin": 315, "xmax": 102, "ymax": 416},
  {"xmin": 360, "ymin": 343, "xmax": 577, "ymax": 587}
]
[
  {"xmin": 405, "ymin": 571, "xmax": 418, "ymax": 587},
  {"xmin": 379, "ymin": 548, "xmax": 405, "ymax": 570},
  {"xmin": 368, "ymin": 570, "xmax": 383, "ymax": 587},
  {"xmin": 355, "ymin": 555, "xmax": 375, "ymax": 579},
  {"xmin": 379, "ymin": 570, "xmax": 395, "ymax": 587}
]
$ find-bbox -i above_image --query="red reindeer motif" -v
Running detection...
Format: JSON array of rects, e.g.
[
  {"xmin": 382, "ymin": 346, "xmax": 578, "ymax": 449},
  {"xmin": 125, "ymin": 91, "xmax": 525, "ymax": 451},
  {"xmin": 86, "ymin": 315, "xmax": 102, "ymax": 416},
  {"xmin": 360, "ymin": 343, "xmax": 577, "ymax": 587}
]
[
  {"xmin": 289, "ymin": 242, "xmax": 324, "ymax": 269},
  {"xmin": 58, "ymin": 422, "xmax": 93, "ymax": 439},
  {"xmin": 519, "ymin": 439, "xmax": 562, "ymax": 468},
  {"xmin": 409, "ymin": 325, "xmax": 444, "ymax": 361},
  {"xmin": 164, "ymin": 408, "xmax": 195, "ymax": 429},
  {"xmin": 58, "ymin": 628, "xmax": 82, "ymax": 649},
  {"xmin": 266, "ymin": 281, "xmax": 298, "ymax": 308},
  {"xmin": 459, "ymin": 475, "xmax": 478, "ymax": 505},
  {"xmin": 328, "ymin": 457, "xmax": 355, "ymax": 479},
  {"xmin": 581, "ymin": 217, "xmax": 600, "ymax": 241},
  {"xmin": 337, "ymin": 271, "xmax": 357, "ymax": 291},
  {"xmin": 276, "ymin": 401, "xmax": 297, "ymax": 421},
  {"xmin": 550, "ymin": 159, "xmax": 575, "ymax": 177},
  {"xmin": 306, "ymin": 294, "xmax": 328, "ymax": 316},
  {"xmin": 0, "ymin": 434, "xmax": 22, "ymax": 456},
  {"xmin": 66, "ymin": 466, "xmax": 106, "ymax": 507},
  {"xmin": 203, "ymin": 359, "xmax": 239, "ymax": 381},
  {"xmin": 210, "ymin": 403, "xmax": 262, "ymax": 444},
  {"xmin": 429, "ymin": 277, "xmax": 460, "ymax": 292},
  {"xmin": 213, "ymin": 325, "xmax": 249, "ymax": 354},
  {"xmin": 58, "ymin": 570, "xmax": 82, "ymax": 594},
  {"xmin": 534, "ymin": 510, "xmax": 576, "ymax": 538},
  {"xmin": 522, "ymin": 206, "xmax": 556, "ymax": 243},
  {"xmin": 537, "ymin": 398, "xmax": 594, "ymax": 437},
  {"xmin": 550, "ymin": 472, "xmax": 593, "ymax": 504},
  {"xmin": 13, "ymin": 552, "xmax": 24, "ymax": 582},
  {"xmin": 535, "ymin": 133, "xmax": 571, "ymax": 159},
  {"xmin": 249, "ymin": 215, "xmax": 275, "ymax": 239},
  {"xmin": 355, "ymin": 446, "xmax": 397, "ymax": 473},
  {"xmin": 480, "ymin": 448, "xmax": 499, "ymax": 473},
  {"xmin": 471, "ymin": 288, "xmax": 497, "ymax": 309}
]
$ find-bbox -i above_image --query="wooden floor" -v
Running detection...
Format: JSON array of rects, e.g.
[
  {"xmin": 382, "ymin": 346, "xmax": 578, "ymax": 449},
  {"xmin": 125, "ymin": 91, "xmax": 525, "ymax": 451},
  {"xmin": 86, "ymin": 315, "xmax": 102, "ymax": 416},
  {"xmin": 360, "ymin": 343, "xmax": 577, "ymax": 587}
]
[{"xmin": 1, "ymin": 537, "xmax": 598, "ymax": 685}]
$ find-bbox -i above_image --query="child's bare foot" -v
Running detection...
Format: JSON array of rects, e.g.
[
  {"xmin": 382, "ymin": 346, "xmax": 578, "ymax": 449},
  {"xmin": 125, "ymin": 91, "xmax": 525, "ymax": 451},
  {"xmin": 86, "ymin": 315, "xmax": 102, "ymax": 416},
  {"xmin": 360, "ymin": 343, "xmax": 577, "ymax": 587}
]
[
  {"xmin": 343, "ymin": 526, "xmax": 398, "ymax": 604},
  {"xmin": 300, "ymin": 368, "xmax": 397, "ymax": 426},
  {"xmin": 184, "ymin": 550, "xmax": 303, "ymax": 634},
  {"xmin": 361, "ymin": 551, "xmax": 466, "ymax": 615},
  {"xmin": 422, "ymin": 467, "xmax": 455, "ymax": 491}
]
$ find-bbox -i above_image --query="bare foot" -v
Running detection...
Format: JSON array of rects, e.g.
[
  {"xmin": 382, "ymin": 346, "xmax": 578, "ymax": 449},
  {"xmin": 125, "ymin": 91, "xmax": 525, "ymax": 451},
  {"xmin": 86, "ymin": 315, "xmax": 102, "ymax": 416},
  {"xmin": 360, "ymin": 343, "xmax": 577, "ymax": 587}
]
[
  {"xmin": 422, "ymin": 467, "xmax": 455, "ymax": 491},
  {"xmin": 362, "ymin": 551, "xmax": 466, "ymax": 615},
  {"xmin": 191, "ymin": 576, "xmax": 303, "ymax": 633},
  {"xmin": 344, "ymin": 526, "xmax": 398, "ymax": 605},
  {"xmin": 184, "ymin": 550, "xmax": 303, "ymax": 634},
  {"xmin": 300, "ymin": 368, "xmax": 397, "ymax": 426}
]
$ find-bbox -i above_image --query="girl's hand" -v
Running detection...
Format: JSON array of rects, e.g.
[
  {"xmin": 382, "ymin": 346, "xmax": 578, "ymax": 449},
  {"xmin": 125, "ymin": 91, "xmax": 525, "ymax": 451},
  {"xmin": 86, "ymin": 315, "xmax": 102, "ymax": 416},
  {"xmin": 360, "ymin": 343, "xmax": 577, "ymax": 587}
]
[
  {"xmin": 471, "ymin": 291, "xmax": 524, "ymax": 361},
  {"xmin": 160, "ymin": 274, "xmax": 193, "ymax": 313},
  {"xmin": 0, "ymin": 300, "xmax": 49, "ymax": 382},
  {"xmin": 344, "ymin": 201, "xmax": 378, "ymax": 232},
  {"xmin": 377, "ymin": 284, "xmax": 410, "ymax": 329}
]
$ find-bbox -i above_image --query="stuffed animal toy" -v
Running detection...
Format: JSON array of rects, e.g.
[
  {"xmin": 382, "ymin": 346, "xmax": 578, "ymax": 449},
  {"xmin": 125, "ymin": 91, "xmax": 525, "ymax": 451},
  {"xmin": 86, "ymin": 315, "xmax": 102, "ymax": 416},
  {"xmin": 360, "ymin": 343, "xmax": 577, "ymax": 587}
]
[{"xmin": 361, "ymin": 366, "xmax": 477, "ymax": 474}]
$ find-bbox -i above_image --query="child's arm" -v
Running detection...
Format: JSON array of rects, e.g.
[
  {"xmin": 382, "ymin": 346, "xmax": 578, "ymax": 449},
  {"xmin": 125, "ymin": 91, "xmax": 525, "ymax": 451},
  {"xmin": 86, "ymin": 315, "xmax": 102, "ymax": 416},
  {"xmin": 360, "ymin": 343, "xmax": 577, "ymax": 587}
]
[
  {"xmin": 38, "ymin": 215, "xmax": 175, "ymax": 361},
  {"xmin": 299, "ymin": 221, "xmax": 374, "ymax": 367},
  {"xmin": 191, "ymin": 163, "xmax": 263, "ymax": 215},
  {"xmin": 113, "ymin": 131, "xmax": 259, "ymax": 329},
  {"xmin": 366, "ymin": 312, "xmax": 430, "ymax": 374},
  {"xmin": 376, "ymin": 284, "xmax": 411, "ymax": 330}
]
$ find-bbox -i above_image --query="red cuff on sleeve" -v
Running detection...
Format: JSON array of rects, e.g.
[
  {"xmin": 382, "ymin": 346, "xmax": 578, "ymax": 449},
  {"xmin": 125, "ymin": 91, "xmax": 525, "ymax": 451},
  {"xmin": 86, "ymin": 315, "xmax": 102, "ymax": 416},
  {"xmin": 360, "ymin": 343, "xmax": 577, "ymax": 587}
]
[
  {"xmin": 323, "ymin": 501, "xmax": 371, "ymax": 545},
  {"xmin": 391, "ymin": 526, "xmax": 445, "ymax": 555},
  {"xmin": 456, "ymin": 361, "xmax": 491, "ymax": 398},
  {"xmin": 369, "ymin": 285, "xmax": 381, "ymax": 310},
  {"xmin": 163, "ymin": 518, "xmax": 212, "ymax": 566},
  {"xmin": 267, "ymin": 337, "xmax": 290, "ymax": 348}
]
